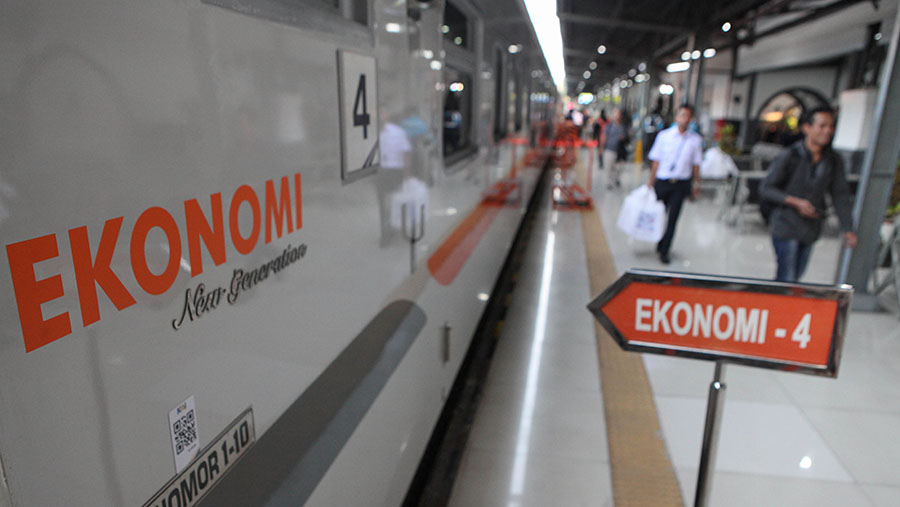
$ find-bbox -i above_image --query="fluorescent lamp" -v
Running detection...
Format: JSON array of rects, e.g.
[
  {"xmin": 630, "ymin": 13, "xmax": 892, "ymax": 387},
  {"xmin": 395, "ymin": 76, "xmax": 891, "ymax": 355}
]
[
  {"xmin": 385, "ymin": 22, "xmax": 402, "ymax": 33},
  {"xmin": 666, "ymin": 61, "xmax": 690, "ymax": 73},
  {"xmin": 523, "ymin": 0, "xmax": 566, "ymax": 93}
]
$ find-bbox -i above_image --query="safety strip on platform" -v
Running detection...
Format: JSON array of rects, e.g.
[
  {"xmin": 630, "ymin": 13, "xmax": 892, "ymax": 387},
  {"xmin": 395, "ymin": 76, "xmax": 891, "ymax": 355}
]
[{"xmin": 579, "ymin": 160, "xmax": 685, "ymax": 507}]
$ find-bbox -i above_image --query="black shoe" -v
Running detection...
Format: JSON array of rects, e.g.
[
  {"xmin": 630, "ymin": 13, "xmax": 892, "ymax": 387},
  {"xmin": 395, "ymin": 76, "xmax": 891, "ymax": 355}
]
[{"xmin": 659, "ymin": 252, "xmax": 671, "ymax": 264}]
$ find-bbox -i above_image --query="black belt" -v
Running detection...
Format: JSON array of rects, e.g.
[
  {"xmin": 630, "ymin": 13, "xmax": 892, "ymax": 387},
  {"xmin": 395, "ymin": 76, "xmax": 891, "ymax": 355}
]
[{"xmin": 659, "ymin": 178, "xmax": 691, "ymax": 184}]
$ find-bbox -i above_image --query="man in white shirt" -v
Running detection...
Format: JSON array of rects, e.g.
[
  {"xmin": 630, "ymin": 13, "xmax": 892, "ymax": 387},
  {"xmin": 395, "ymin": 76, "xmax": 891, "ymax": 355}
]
[{"xmin": 647, "ymin": 104, "xmax": 704, "ymax": 264}]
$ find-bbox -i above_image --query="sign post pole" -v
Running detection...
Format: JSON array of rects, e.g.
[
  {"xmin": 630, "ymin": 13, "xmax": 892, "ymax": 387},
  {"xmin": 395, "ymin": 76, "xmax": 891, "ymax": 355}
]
[
  {"xmin": 588, "ymin": 269, "xmax": 853, "ymax": 506},
  {"xmin": 694, "ymin": 361, "xmax": 726, "ymax": 507}
]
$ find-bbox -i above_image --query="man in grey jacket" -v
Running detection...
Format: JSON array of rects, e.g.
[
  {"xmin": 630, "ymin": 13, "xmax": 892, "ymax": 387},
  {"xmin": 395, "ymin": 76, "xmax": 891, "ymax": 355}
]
[{"xmin": 759, "ymin": 106, "xmax": 858, "ymax": 282}]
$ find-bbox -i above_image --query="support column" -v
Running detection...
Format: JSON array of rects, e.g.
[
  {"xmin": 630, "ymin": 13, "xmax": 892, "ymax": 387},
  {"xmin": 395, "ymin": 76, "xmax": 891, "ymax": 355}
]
[
  {"xmin": 693, "ymin": 46, "xmax": 706, "ymax": 111},
  {"xmin": 837, "ymin": 6, "xmax": 900, "ymax": 309},
  {"xmin": 682, "ymin": 34, "xmax": 696, "ymax": 105},
  {"xmin": 740, "ymin": 73, "xmax": 757, "ymax": 150}
]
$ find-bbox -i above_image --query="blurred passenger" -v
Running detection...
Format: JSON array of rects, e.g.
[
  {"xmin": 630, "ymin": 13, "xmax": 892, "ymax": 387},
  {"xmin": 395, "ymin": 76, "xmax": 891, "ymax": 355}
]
[
  {"xmin": 647, "ymin": 104, "xmax": 704, "ymax": 264},
  {"xmin": 593, "ymin": 110, "xmax": 607, "ymax": 167},
  {"xmin": 641, "ymin": 108, "xmax": 665, "ymax": 164},
  {"xmin": 759, "ymin": 107, "xmax": 858, "ymax": 282},
  {"xmin": 376, "ymin": 115, "xmax": 412, "ymax": 247},
  {"xmin": 601, "ymin": 108, "xmax": 628, "ymax": 188}
]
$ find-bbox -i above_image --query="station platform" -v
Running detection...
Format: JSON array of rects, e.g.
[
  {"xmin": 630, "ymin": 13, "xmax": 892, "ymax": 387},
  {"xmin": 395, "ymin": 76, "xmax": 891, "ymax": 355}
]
[{"xmin": 445, "ymin": 150, "xmax": 900, "ymax": 506}]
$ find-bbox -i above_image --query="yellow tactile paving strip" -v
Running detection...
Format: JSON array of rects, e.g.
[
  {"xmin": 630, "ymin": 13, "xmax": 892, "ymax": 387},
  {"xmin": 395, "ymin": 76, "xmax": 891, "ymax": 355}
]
[{"xmin": 577, "ymin": 158, "xmax": 684, "ymax": 506}]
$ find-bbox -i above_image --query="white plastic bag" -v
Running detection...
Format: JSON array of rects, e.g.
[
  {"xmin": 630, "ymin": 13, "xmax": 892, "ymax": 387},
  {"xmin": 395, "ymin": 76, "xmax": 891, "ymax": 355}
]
[
  {"xmin": 700, "ymin": 147, "xmax": 738, "ymax": 179},
  {"xmin": 390, "ymin": 177, "xmax": 430, "ymax": 231},
  {"xmin": 616, "ymin": 185, "xmax": 666, "ymax": 242}
]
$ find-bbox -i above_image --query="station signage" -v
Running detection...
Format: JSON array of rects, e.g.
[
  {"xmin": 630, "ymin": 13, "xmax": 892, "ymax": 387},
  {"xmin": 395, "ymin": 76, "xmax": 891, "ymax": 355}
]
[
  {"xmin": 337, "ymin": 50, "xmax": 379, "ymax": 182},
  {"xmin": 587, "ymin": 270, "xmax": 853, "ymax": 376}
]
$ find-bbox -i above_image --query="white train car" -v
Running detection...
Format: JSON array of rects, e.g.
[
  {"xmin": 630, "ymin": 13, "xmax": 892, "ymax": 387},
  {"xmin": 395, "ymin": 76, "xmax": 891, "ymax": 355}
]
[{"xmin": 0, "ymin": 1, "xmax": 553, "ymax": 505}]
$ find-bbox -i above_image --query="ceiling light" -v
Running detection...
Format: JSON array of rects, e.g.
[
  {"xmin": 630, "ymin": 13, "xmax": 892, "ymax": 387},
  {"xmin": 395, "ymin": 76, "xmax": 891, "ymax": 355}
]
[
  {"xmin": 454, "ymin": 36, "xmax": 463, "ymax": 45},
  {"xmin": 703, "ymin": 48, "xmax": 717, "ymax": 58},
  {"xmin": 583, "ymin": 71, "xmax": 591, "ymax": 79},
  {"xmin": 722, "ymin": 22, "xmax": 732, "ymax": 32},
  {"xmin": 691, "ymin": 50, "xmax": 701, "ymax": 59},
  {"xmin": 628, "ymin": 69, "xmax": 637, "ymax": 77},
  {"xmin": 508, "ymin": 44, "xmax": 522, "ymax": 54},
  {"xmin": 659, "ymin": 84, "xmax": 674, "ymax": 95},
  {"xmin": 666, "ymin": 61, "xmax": 690, "ymax": 73},
  {"xmin": 875, "ymin": 32, "xmax": 883, "ymax": 41},
  {"xmin": 441, "ymin": 24, "xmax": 450, "ymax": 34},
  {"xmin": 638, "ymin": 62, "xmax": 647, "ymax": 72},
  {"xmin": 681, "ymin": 51, "xmax": 691, "ymax": 61},
  {"xmin": 385, "ymin": 22, "xmax": 402, "ymax": 33},
  {"xmin": 524, "ymin": 0, "xmax": 567, "ymax": 93},
  {"xmin": 597, "ymin": 44, "xmax": 607, "ymax": 54},
  {"xmin": 430, "ymin": 60, "xmax": 442, "ymax": 70},
  {"xmin": 589, "ymin": 61, "xmax": 597, "ymax": 70}
]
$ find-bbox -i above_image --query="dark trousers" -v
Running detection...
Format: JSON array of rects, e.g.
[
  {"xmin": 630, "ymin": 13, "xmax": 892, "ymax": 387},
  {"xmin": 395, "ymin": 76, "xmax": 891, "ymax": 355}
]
[
  {"xmin": 772, "ymin": 236, "xmax": 814, "ymax": 282},
  {"xmin": 653, "ymin": 179, "xmax": 692, "ymax": 256}
]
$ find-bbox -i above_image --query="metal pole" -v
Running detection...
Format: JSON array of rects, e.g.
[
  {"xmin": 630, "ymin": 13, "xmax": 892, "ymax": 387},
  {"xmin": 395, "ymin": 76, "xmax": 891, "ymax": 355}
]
[
  {"xmin": 410, "ymin": 210, "xmax": 416, "ymax": 274},
  {"xmin": 837, "ymin": 5, "xmax": 900, "ymax": 308},
  {"xmin": 694, "ymin": 361, "xmax": 727, "ymax": 507}
]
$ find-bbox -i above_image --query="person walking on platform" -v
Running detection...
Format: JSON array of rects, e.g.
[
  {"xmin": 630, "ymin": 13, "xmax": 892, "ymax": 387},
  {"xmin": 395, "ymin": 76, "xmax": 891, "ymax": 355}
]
[
  {"xmin": 601, "ymin": 108, "xmax": 628, "ymax": 188},
  {"xmin": 593, "ymin": 110, "xmax": 607, "ymax": 168},
  {"xmin": 759, "ymin": 106, "xmax": 858, "ymax": 282},
  {"xmin": 647, "ymin": 104, "xmax": 703, "ymax": 264}
]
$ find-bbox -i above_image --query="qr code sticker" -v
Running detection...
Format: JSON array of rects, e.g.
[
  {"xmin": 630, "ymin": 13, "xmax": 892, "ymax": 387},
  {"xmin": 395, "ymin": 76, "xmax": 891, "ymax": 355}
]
[
  {"xmin": 169, "ymin": 396, "xmax": 199, "ymax": 472},
  {"xmin": 172, "ymin": 409, "xmax": 197, "ymax": 455}
]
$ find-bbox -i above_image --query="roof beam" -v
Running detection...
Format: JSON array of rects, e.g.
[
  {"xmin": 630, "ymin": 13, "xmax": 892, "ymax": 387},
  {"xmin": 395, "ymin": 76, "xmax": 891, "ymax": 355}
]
[
  {"xmin": 564, "ymin": 48, "xmax": 646, "ymax": 64},
  {"xmin": 748, "ymin": 0, "xmax": 866, "ymax": 41},
  {"xmin": 559, "ymin": 12, "xmax": 689, "ymax": 35}
]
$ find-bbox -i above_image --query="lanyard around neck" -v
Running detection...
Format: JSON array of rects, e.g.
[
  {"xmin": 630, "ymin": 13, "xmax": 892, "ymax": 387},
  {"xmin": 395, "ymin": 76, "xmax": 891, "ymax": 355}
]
[{"xmin": 667, "ymin": 134, "xmax": 688, "ymax": 174}]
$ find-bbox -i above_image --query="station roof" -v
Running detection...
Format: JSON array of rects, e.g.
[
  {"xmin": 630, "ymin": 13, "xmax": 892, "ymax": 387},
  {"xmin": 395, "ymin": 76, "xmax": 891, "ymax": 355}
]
[{"xmin": 479, "ymin": 0, "xmax": 871, "ymax": 95}]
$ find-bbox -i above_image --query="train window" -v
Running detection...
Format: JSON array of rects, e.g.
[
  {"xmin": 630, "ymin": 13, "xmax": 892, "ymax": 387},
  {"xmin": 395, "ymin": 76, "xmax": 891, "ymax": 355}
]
[
  {"xmin": 443, "ymin": 66, "xmax": 472, "ymax": 159},
  {"xmin": 442, "ymin": 2, "xmax": 468, "ymax": 49}
]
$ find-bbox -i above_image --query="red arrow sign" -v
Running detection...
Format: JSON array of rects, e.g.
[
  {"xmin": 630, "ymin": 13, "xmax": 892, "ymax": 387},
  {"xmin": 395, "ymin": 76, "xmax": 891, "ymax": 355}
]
[{"xmin": 588, "ymin": 270, "xmax": 853, "ymax": 377}]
